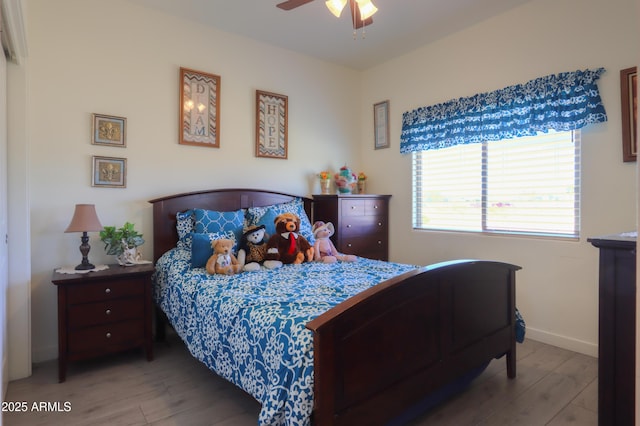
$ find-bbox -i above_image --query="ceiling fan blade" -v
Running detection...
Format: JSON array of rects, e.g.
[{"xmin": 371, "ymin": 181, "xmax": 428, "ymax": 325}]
[
  {"xmin": 276, "ymin": 0, "xmax": 315, "ymax": 10},
  {"xmin": 348, "ymin": 0, "xmax": 373, "ymax": 29}
]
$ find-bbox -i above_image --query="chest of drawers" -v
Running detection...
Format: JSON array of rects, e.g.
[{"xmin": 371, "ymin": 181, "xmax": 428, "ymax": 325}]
[
  {"xmin": 51, "ymin": 263, "xmax": 154, "ymax": 382},
  {"xmin": 313, "ymin": 194, "xmax": 390, "ymax": 260},
  {"xmin": 588, "ymin": 234, "xmax": 636, "ymax": 425}
]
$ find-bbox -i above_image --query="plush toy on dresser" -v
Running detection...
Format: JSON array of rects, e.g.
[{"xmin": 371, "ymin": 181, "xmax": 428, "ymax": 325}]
[
  {"xmin": 237, "ymin": 224, "xmax": 282, "ymax": 271},
  {"xmin": 312, "ymin": 221, "xmax": 357, "ymax": 263},
  {"xmin": 265, "ymin": 212, "xmax": 314, "ymax": 264},
  {"xmin": 206, "ymin": 238, "xmax": 242, "ymax": 275}
]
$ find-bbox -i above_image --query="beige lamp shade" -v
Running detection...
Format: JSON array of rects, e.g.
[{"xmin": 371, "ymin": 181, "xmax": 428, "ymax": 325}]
[{"xmin": 65, "ymin": 204, "xmax": 103, "ymax": 233}]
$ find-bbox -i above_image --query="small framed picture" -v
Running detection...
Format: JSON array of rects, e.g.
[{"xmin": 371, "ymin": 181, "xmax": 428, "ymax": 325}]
[
  {"xmin": 621, "ymin": 67, "xmax": 637, "ymax": 162},
  {"xmin": 92, "ymin": 156, "xmax": 127, "ymax": 188},
  {"xmin": 91, "ymin": 113, "xmax": 126, "ymax": 147},
  {"xmin": 179, "ymin": 67, "xmax": 221, "ymax": 148},
  {"xmin": 374, "ymin": 100, "xmax": 390, "ymax": 149},
  {"xmin": 255, "ymin": 90, "xmax": 288, "ymax": 159}
]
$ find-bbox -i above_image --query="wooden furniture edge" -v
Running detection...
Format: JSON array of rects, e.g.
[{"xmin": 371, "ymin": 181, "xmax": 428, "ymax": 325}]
[{"xmin": 307, "ymin": 259, "xmax": 521, "ymax": 425}]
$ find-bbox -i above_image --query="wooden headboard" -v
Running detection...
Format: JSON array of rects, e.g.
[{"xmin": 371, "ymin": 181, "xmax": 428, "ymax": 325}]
[{"xmin": 148, "ymin": 188, "xmax": 313, "ymax": 262}]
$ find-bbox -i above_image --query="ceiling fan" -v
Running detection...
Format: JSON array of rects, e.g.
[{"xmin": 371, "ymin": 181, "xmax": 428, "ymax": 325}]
[{"xmin": 276, "ymin": 0, "xmax": 377, "ymax": 29}]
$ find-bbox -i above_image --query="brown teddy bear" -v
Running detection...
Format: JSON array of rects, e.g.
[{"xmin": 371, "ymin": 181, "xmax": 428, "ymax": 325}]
[
  {"xmin": 265, "ymin": 212, "xmax": 314, "ymax": 264},
  {"xmin": 205, "ymin": 238, "xmax": 242, "ymax": 275}
]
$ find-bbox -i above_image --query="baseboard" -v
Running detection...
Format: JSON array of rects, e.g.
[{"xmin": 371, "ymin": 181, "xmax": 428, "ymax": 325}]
[{"xmin": 525, "ymin": 327, "xmax": 597, "ymax": 358}]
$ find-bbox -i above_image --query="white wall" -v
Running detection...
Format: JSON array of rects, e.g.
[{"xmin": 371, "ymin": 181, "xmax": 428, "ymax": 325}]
[
  {"xmin": 21, "ymin": 0, "xmax": 363, "ymax": 363},
  {"xmin": 12, "ymin": 0, "xmax": 639, "ymax": 370},
  {"xmin": 360, "ymin": 0, "xmax": 639, "ymax": 356}
]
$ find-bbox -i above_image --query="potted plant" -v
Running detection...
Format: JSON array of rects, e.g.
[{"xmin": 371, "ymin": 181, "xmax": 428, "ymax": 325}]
[
  {"xmin": 318, "ymin": 170, "xmax": 331, "ymax": 194},
  {"xmin": 99, "ymin": 222, "xmax": 145, "ymax": 265}
]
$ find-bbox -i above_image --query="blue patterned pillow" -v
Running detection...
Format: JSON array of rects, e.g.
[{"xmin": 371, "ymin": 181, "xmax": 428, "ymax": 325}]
[
  {"xmin": 176, "ymin": 210, "xmax": 195, "ymax": 250},
  {"xmin": 194, "ymin": 208, "xmax": 245, "ymax": 247},
  {"xmin": 190, "ymin": 232, "xmax": 238, "ymax": 268},
  {"xmin": 244, "ymin": 198, "xmax": 314, "ymax": 244}
]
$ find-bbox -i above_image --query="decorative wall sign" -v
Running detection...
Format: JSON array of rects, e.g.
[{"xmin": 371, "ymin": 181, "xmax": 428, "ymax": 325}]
[
  {"xmin": 621, "ymin": 67, "xmax": 637, "ymax": 162},
  {"xmin": 92, "ymin": 156, "xmax": 127, "ymax": 188},
  {"xmin": 374, "ymin": 100, "xmax": 390, "ymax": 149},
  {"xmin": 179, "ymin": 67, "xmax": 221, "ymax": 147},
  {"xmin": 91, "ymin": 113, "xmax": 126, "ymax": 147},
  {"xmin": 256, "ymin": 90, "xmax": 288, "ymax": 159}
]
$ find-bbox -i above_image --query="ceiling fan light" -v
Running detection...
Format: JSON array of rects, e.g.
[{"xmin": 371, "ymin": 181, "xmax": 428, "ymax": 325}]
[
  {"xmin": 355, "ymin": 0, "xmax": 378, "ymax": 20},
  {"xmin": 325, "ymin": 0, "xmax": 347, "ymax": 18}
]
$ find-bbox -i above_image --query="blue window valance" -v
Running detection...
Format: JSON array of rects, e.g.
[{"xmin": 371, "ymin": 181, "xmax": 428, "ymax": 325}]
[{"xmin": 400, "ymin": 68, "xmax": 607, "ymax": 154}]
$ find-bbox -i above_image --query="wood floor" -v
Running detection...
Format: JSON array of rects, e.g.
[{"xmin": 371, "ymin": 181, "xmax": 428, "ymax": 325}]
[{"xmin": 4, "ymin": 332, "xmax": 597, "ymax": 426}]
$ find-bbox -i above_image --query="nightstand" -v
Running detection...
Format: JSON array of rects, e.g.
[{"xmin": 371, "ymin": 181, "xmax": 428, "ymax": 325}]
[
  {"xmin": 51, "ymin": 263, "xmax": 155, "ymax": 382},
  {"xmin": 313, "ymin": 194, "xmax": 390, "ymax": 260}
]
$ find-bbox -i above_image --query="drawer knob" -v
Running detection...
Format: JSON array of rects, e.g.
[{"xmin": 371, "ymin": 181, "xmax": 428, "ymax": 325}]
[
  {"xmin": 351, "ymin": 206, "xmax": 356, "ymax": 210},
  {"xmin": 347, "ymin": 243, "xmax": 352, "ymax": 247},
  {"xmin": 105, "ymin": 288, "xmax": 111, "ymax": 294},
  {"xmin": 106, "ymin": 332, "xmax": 112, "ymax": 339},
  {"xmin": 374, "ymin": 205, "xmax": 379, "ymax": 209},
  {"xmin": 346, "ymin": 224, "xmax": 352, "ymax": 228},
  {"xmin": 378, "ymin": 241, "xmax": 382, "ymax": 245},
  {"xmin": 105, "ymin": 309, "xmax": 111, "ymax": 315},
  {"xmin": 378, "ymin": 222, "xmax": 382, "ymax": 226}
]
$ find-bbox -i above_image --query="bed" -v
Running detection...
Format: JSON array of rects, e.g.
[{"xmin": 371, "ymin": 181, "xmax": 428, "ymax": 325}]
[{"xmin": 149, "ymin": 188, "xmax": 522, "ymax": 426}]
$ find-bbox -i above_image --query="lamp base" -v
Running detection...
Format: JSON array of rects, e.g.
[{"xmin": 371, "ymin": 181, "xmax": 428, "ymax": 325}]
[
  {"xmin": 75, "ymin": 231, "xmax": 95, "ymax": 271},
  {"xmin": 75, "ymin": 262, "xmax": 96, "ymax": 271}
]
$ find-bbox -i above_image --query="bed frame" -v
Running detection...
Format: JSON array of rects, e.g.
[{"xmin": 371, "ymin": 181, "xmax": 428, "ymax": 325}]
[{"xmin": 149, "ymin": 188, "xmax": 521, "ymax": 426}]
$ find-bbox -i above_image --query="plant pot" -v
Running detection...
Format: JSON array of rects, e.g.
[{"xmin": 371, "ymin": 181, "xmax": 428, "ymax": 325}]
[
  {"xmin": 116, "ymin": 246, "xmax": 141, "ymax": 266},
  {"xmin": 320, "ymin": 179, "xmax": 331, "ymax": 194}
]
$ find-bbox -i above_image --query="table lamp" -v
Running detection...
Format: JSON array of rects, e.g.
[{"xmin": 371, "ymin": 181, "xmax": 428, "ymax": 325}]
[{"xmin": 65, "ymin": 204, "xmax": 103, "ymax": 270}]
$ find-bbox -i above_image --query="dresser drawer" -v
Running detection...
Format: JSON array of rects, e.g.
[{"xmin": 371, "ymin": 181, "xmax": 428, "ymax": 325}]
[
  {"xmin": 341, "ymin": 198, "xmax": 387, "ymax": 216},
  {"xmin": 342, "ymin": 235, "xmax": 387, "ymax": 258},
  {"xmin": 341, "ymin": 216, "xmax": 387, "ymax": 237},
  {"xmin": 68, "ymin": 298, "xmax": 144, "ymax": 329},
  {"xmin": 341, "ymin": 199, "xmax": 365, "ymax": 216},
  {"xmin": 67, "ymin": 278, "xmax": 145, "ymax": 304},
  {"xmin": 68, "ymin": 319, "xmax": 145, "ymax": 355},
  {"xmin": 365, "ymin": 199, "xmax": 387, "ymax": 215}
]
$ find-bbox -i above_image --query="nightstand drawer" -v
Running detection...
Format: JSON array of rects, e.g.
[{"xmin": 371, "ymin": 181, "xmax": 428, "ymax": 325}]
[
  {"xmin": 67, "ymin": 278, "xmax": 144, "ymax": 304},
  {"xmin": 68, "ymin": 319, "xmax": 144, "ymax": 355},
  {"xmin": 68, "ymin": 298, "xmax": 144, "ymax": 328}
]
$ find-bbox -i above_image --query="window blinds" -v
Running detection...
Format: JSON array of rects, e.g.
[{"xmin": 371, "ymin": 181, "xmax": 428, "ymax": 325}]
[{"xmin": 412, "ymin": 130, "xmax": 580, "ymax": 238}]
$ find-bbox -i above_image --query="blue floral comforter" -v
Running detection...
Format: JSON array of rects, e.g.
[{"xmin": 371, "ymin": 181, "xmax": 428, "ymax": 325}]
[{"xmin": 153, "ymin": 247, "xmax": 418, "ymax": 426}]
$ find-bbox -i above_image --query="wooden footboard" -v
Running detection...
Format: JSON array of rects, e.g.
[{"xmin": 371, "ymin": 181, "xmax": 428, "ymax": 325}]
[{"xmin": 306, "ymin": 259, "xmax": 520, "ymax": 426}]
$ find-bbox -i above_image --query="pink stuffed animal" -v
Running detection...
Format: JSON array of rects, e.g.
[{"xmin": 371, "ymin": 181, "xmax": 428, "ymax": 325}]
[{"xmin": 312, "ymin": 221, "xmax": 357, "ymax": 263}]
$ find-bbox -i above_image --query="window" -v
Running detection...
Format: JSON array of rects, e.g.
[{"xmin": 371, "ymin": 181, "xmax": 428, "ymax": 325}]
[{"xmin": 412, "ymin": 130, "xmax": 580, "ymax": 238}]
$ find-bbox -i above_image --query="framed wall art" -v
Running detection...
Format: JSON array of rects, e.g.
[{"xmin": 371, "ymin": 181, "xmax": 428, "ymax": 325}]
[
  {"xmin": 179, "ymin": 67, "xmax": 221, "ymax": 148},
  {"xmin": 92, "ymin": 156, "xmax": 127, "ymax": 188},
  {"xmin": 621, "ymin": 66, "xmax": 637, "ymax": 162},
  {"xmin": 374, "ymin": 100, "xmax": 390, "ymax": 149},
  {"xmin": 255, "ymin": 90, "xmax": 288, "ymax": 159},
  {"xmin": 91, "ymin": 113, "xmax": 126, "ymax": 147}
]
